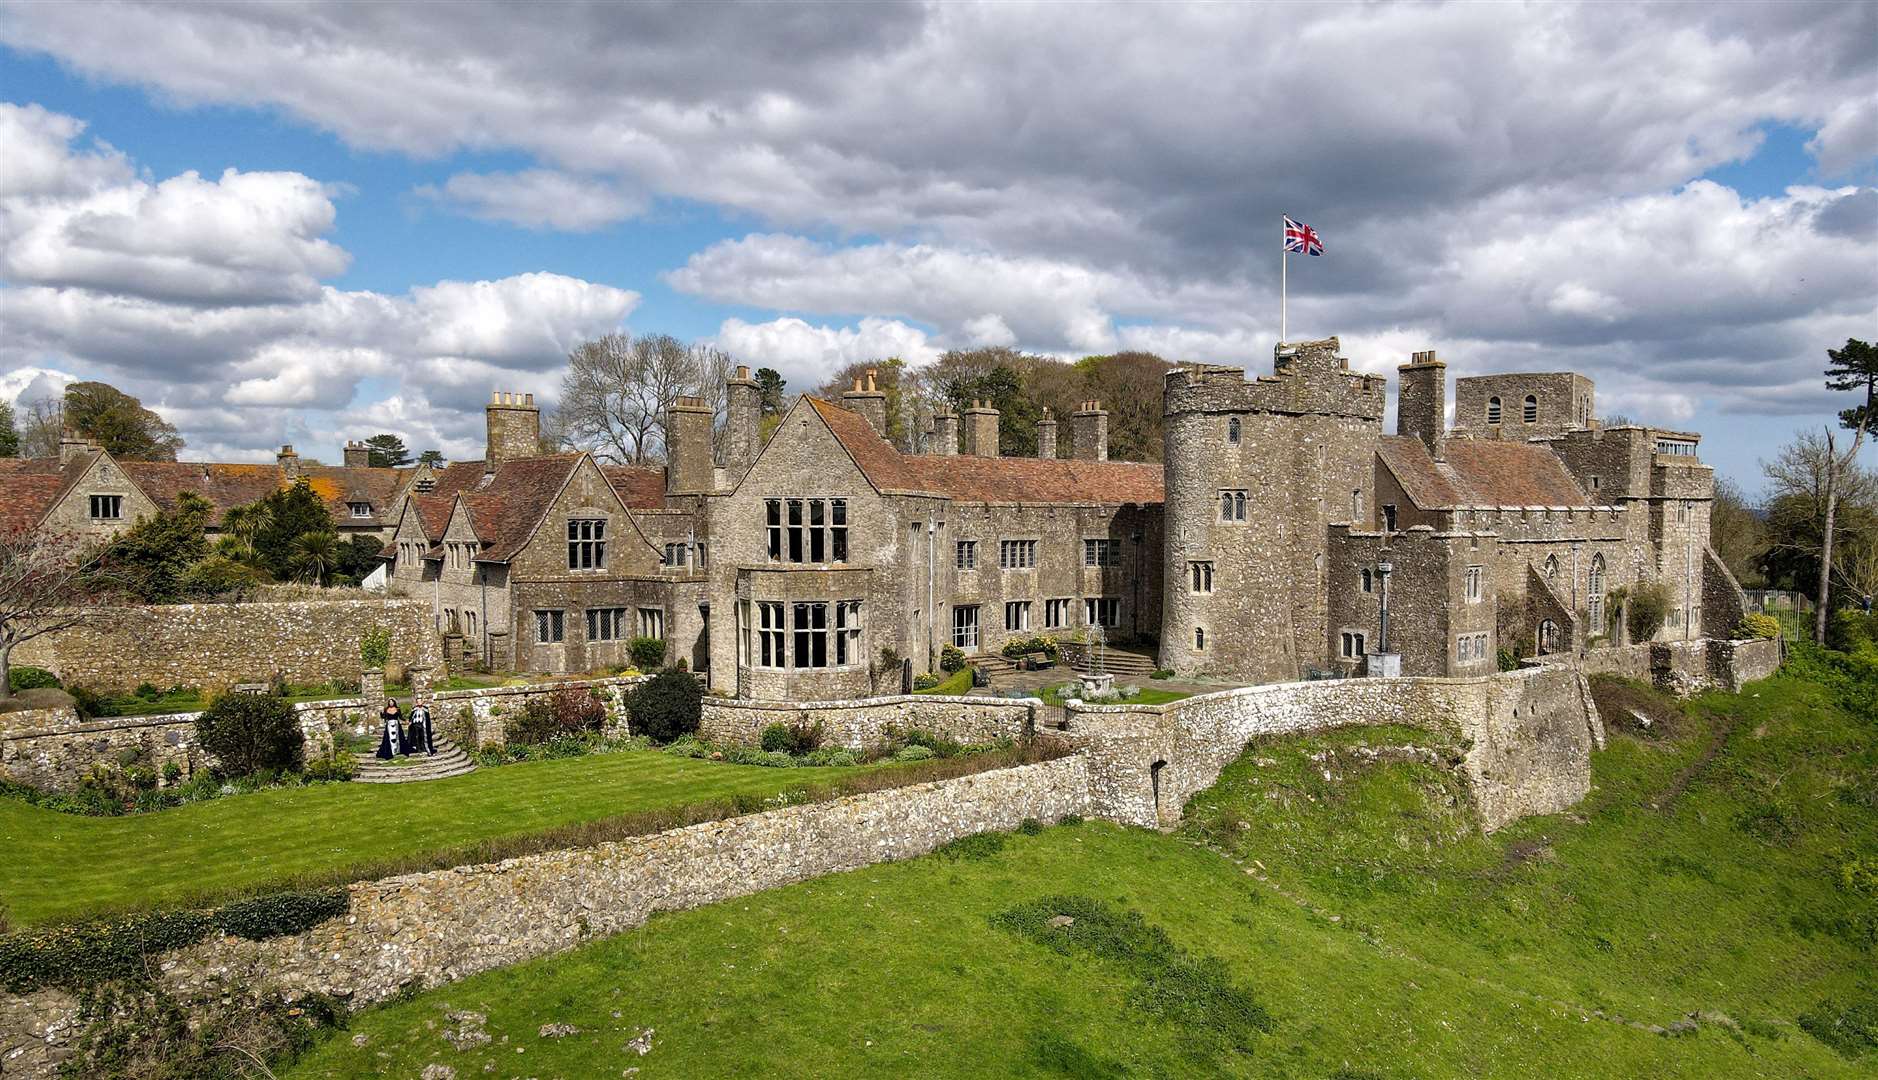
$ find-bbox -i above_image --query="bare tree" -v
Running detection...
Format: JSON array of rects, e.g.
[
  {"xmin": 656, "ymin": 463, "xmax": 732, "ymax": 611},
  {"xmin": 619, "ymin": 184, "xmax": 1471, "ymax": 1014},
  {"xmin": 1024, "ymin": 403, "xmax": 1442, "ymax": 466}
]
[
  {"xmin": 560, "ymin": 333, "xmax": 737, "ymax": 464},
  {"xmin": 0, "ymin": 528, "xmax": 112, "ymax": 701},
  {"xmin": 18, "ymin": 398, "xmax": 64, "ymax": 459},
  {"xmin": 688, "ymin": 342, "xmax": 735, "ymax": 461}
]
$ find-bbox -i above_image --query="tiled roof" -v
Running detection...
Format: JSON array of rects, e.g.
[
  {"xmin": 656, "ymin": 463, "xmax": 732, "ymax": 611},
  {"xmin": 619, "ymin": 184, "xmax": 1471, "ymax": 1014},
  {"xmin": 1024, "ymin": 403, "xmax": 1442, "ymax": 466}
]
[
  {"xmin": 410, "ymin": 494, "xmax": 457, "ymax": 538},
  {"xmin": 1379, "ymin": 435, "xmax": 1590, "ymax": 509},
  {"xmin": 602, "ymin": 464, "xmax": 667, "ymax": 509},
  {"xmin": 809, "ymin": 396, "xmax": 1164, "ymax": 506},
  {"xmin": 120, "ymin": 461, "xmax": 287, "ymax": 515},
  {"xmin": 298, "ymin": 464, "xmax": 409, "ymax": 517},
  {"xmin": 0, "ymin": 458, "xmax": 71, "ymax": 533},
  {"xmin": 456, "ymin": 455, "xmax": 584, "ymax": 562}
]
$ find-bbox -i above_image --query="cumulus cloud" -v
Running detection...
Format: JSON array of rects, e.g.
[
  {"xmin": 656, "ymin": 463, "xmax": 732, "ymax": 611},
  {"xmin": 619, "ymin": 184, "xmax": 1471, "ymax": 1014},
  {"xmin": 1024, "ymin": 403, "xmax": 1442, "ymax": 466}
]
[
  {"xmin": 0, "ymin": 102, "xmax": 639, "ymax": 459},
  {"xmin": 709, "ymin": 316, "xmax": 939, "ymax": 390},
  {"xmin": 416, "ymin": 169, "xmax": 644, "ymax": 231}
]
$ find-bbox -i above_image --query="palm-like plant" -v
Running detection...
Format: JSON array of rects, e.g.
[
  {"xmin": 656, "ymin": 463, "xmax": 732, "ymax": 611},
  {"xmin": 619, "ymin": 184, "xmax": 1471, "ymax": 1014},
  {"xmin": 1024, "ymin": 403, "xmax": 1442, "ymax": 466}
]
[
  {"xmin": 224, "ymin": 503, "xmax": 273, "ymax": 562},
  {"xmin": 289, "ymin": 530, "xmax": 340, "ymax": 585}
]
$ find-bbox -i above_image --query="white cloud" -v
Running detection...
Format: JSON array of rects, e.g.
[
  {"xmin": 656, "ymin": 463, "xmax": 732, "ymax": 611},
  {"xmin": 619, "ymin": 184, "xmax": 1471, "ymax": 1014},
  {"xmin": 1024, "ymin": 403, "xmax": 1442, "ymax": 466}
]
[
  {"xmin": 415, "ymin": 169, "xmax": 644, "ymax": 231},
  {"xmin": 709, "ymin": 316, "xmax": 939, "ymax": 391}
]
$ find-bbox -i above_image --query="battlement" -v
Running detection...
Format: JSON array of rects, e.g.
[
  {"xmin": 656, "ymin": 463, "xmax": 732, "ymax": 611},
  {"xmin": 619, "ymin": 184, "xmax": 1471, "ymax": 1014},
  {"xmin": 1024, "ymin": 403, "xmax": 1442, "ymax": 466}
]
[{"xmin": 1164, "ymin": 336, "xmax": 1384, "ymax": 420}]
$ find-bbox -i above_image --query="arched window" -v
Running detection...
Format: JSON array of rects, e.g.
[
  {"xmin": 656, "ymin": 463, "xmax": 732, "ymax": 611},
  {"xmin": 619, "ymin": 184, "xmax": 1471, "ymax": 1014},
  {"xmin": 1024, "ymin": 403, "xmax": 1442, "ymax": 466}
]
[
  {"xmin": 1194, "ymin": 626, "xmax": 1206, "ymax": 650},
  {"xmin": 1544, "ymin": 554, "xmax": 1559, "ymax": 581},
  {"xmin": 1220, "ymin": 491, "xmax": 1232, "ymax": 519},
  {"xmin": 1523, "ymin": 395, "xmax": 1538, "ymax": 423},
  {"xmin": 1227, "ymin": 417, "xmax": 1241, "ymax": 444},
  {"xmin": 1234, "ymin": 491, "xmax": 1246, "ymax": 520},
  {"xmin": 1537, "ymin": 619, "xmax": 1561, "ymax": 655},
  {"xmin": 1588, "ymin": 555, "xmax": 1606, "ymax": 630},
  {"xmin": 1486, "ymin": 396, "xmax": 1502, "ymax": 424}
]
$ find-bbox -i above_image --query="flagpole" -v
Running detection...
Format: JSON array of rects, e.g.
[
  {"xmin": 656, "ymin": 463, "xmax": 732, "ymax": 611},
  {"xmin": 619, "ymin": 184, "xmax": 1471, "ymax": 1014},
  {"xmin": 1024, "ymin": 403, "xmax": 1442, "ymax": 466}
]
[{"xmin": 1279, "ymin": 215, "xmax": 1287, "ymax": 345}]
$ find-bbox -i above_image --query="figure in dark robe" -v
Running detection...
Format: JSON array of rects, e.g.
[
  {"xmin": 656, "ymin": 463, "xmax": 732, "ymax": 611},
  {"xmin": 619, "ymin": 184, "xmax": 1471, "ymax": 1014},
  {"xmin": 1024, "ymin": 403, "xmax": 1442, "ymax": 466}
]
[
  {"xmin": 375, "ymin": 699, "xmax": 406, "ymax": 759},
  {"xmin": 406, "ymin": 701, "xmax": 436, "ymax": 755}
]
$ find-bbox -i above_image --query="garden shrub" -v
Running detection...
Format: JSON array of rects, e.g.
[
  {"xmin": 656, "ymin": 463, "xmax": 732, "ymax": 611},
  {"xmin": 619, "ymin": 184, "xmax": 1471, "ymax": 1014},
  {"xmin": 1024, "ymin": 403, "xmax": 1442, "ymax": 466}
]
[
  {"xmin": 629, "ymin": 668, "xmax": 703, "ymax": 743},
  {"xmin": 358, "ymin": 625, "xmax": 391, "ymax": 669},
  {"xmin": 505, "ymin": 688, "xmax": 607, "ymax": 746},
  {"xmin": 1018, "ymin": 817, "xmax": 1043, "ymax": 835},
  {"xmin": 1626, "ymin": 580, "xmax": 1671, "ymax": 643},
  {"xmin": 1000, "ymin": 635, "xmax": 1062, "ymax": 662},
  {"xmin": 629, "ymin": 635, "xmax": 668, "ymax": 671},
  {"xmin": 912, "ymin": 672, "xmax": 941, "ymax": 690},
  {"xmin": 211, "ymin": 888, "xmax": 349, "ymax": 940},
  {"xmin": 194, "ymin": 692, "xmax": 304, "ymax": 778},
  {"xmin": 940, "ymin": 644, "xmax": 967, "ymax": 673},
  {"xmin": 760, "ymin": 720, "xmax": 822, "ymax": 755},
  {"xmin": 7, "ymin": 666, "xmax": 60, "ymax": 692},
  {"xmin": 1827, "ymin": 608, "xmax": 1878, "ymax": 655},
  {"xmin": 760, "ymin": 722, "xmax": 793, "ymax": 753},
  {"xmin": 301, "ymin": 752, "xmax": 358, "ymax": 783},
  {"xmin": 69, "ymin": 685, "xmax": 123, "ymax": 719},
  {"xmin": 134, "ymin": 682, "xmax": 160, "ymax": 700},
  {"xmin": 894, "ymin": 744, "xmax": 936, "ymax": 762},
  {"xmin": 62, "ymin": 983, "xmax": 346, "ymax": 1080},
  {"xmin": 802, "ymin": 746, "xmax": 858, "ymax": 767},
  {"xmin": 1738, "ymin": 612, "xmax": 1782, "ymax": 640},
  {"xmin": 1150, "ymin": 668, "xmax": 1175, "ymax": 680},
  {"xmin": 933, "ymin": 830, "xmax": 1006, "ymax": 860}
]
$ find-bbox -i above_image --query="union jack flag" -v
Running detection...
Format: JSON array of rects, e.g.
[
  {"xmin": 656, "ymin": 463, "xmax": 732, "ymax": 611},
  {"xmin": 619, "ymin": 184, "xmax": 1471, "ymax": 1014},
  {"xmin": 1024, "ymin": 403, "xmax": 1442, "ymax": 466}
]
[{"xmin": 1283, "ymin": 215, "xmax": 1323, "ymax": 256}]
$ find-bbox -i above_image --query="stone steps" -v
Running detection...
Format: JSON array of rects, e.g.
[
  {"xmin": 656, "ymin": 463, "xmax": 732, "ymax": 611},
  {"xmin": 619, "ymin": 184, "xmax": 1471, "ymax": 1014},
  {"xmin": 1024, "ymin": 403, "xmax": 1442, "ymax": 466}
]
[
  {"xmin": 1068, "ymin": 650, "xmax": 1159, "ymax": 677},
  {"xmin": 352, "ymin": 736, "xmax": 477, "ymax": 784}
]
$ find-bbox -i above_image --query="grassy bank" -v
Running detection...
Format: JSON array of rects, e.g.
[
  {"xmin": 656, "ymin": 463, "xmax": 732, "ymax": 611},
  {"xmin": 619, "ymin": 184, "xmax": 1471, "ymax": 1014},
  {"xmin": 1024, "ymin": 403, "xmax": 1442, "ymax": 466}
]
[
  {"xmin": 286, "ymin": 652, "xmax": 1876, "ymax": 1078},
  {"xmin": 0, "ymin": 749, "xmax": 1040, "ymax": 927}
]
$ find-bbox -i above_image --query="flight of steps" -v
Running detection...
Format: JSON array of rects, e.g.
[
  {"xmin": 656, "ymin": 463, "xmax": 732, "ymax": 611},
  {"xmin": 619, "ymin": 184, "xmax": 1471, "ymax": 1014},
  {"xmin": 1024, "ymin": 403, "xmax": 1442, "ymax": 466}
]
[
  {"xmin": 1066, "ymin": 646, "xmax": 1159, "ymax": 679},
  {"xmin": 352, "ymin": 736, "xmax": 476, "ymax": 784}
]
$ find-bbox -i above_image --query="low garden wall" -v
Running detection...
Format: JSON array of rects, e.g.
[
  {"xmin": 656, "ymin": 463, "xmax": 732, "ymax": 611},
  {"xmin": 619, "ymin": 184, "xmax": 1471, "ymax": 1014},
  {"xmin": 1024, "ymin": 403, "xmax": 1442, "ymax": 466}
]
[
  {"xmin": 11, "ymin": 598, "xmax": 442, "ymax": 691},
  {"xmin": 1059, "ymin": 665, "xmax": 1603, "ymax": 833},
  {"xmin": 0, "ymin": 676, "xmax": 648, "ymax": 792},
  {"xmin": 0, "ymin": 757, "xmax": 1091, "ymax": 1074},
  {"xmin": 1573, "ymin": 636, "xmax": 1781, "ymax": 695},
  {"xmin": 699, "ymin": 693, "xmax": 1035, "ymax": 750}
]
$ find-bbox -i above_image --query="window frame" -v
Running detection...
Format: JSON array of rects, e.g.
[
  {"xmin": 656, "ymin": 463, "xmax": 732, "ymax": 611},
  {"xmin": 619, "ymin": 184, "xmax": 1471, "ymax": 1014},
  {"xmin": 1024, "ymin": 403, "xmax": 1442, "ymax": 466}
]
[
  {"xmin": 952, "ymin": 604, "xmax": 981, "ymax": 649},
  {"xmin": 566, "ymin": 517, "xmax": 607, "ymax": 571},
  {"xmin": 1189, "ymin": 560, "xmax": 1214, "ymax": 594},
  {"xmin": 535, "ymin": 609, "xmax": 565, "ymax": 644},
  {"xmin": 956, "ymin": 540, "xmax": 977, "ymax": 570},
  {"xmin": 1005, "ymin": 600, "xmax": 1032, "ymax": 631},
  {"xmin": 88, "ymin": 494, "xmax": 123, "ymax": 520}
]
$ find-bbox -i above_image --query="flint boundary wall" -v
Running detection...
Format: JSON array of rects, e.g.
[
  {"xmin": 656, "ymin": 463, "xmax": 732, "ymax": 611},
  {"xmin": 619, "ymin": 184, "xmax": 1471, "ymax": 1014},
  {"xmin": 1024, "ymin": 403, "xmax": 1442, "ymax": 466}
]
[
  {"xmin": 0, "ymin": 676, "xmax": 645, "ymax": 792},
  {"xmin": 1, "ymin": 757, "xmax": 1091, "ymax": 1075},
  {"xmin": 1060, "ymin": 665, "xmax": 1604, "ymax": 833},
  {"xmin": 12, "ymin": 599, "xmax": 443, "ymax": 691},
  {"xmin": 1571, "ymin": 637, "xmax": 1780, "ymax": 695},
  {"xmin": 700, "ymin": 693, "xmax": 1035, "ymax": 749}
]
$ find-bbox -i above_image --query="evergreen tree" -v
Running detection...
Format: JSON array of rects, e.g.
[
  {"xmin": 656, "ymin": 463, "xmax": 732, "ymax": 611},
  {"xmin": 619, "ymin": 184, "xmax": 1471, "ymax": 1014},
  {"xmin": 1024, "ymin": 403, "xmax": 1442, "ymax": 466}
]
[
  {"xmin": 0, "ymin": 401, "xmax": 18, "ymax": 457},
  {"xmin": 237, "ymin": 480, "xmax": 337, "ymax": 580},
  {"xmin": 99, "ymin": 492, "xmax": 213, "ymax": 602},
  {"xmin": 363, "ymin": 433, "xmax": 412, "ymax": 468},
  {"xmin": 416, "ymin": 449, "xmax": 444, "ymax": 467}
]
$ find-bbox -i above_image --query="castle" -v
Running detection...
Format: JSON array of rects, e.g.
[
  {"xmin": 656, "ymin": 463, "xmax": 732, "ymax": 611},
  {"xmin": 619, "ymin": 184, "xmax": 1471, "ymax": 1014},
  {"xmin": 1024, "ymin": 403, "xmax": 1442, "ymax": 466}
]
[{"xmin": 1, "ymin": 337, "xmax": 1741, "ymax": 696}]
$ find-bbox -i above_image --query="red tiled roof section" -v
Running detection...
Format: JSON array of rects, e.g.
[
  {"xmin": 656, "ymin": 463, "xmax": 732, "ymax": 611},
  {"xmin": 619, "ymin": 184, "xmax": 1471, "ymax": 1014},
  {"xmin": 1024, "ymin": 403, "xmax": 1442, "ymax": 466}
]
[
  {"xmin": 0, "ymin": 459, "xmax": 70, "ymax": 533},
  {"xmin": 809, "ymin": 396, "xmax": 1163, "ymax": 505},
  {"xmin": 410, "ymin": 494, "xmax": 456, "ymax": 538},
  {"xmin": 423, "ymin": 461, "xmax": 488, "ymax": 499},
  {"xmin": 458, "ymin": 455, "xmax": 583, "ymax": 561},
  {"xmin": 120, "ymin": 461, "xmax": 286, "ymax": 515},
  {"xmin": 602, "ymin": 465, "xmax": 666, "ymax": 509},
  {"xmin": 1380, "ymin": 435, "xmax": 1589, "ymax": 509},
  {"xmin": 806, "ymin": 398, "xmax": 938, "ymax": 495},
  {"xmin": 299, "ymin": 465, "xmax": 408, "ymax": 515}
]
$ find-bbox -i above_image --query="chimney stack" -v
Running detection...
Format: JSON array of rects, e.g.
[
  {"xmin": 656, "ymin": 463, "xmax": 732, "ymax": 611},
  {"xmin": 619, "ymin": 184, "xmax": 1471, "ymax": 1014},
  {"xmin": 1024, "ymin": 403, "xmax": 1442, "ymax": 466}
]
[
  {"xmin": 665, "ymin": 394, "xmax": 715, "ymax": 495},
  {"xmin": 1396, "ymin": 350, "xmax": 1446, "ymax": 459},
  {"xmin": 58, "ymin": 430, "xmax": 96, "ymax": 465},
  {"xmin": 277, "ymin": 444, "xmax": 301, "ymax": 478},
  {"xmin": 930, "ymin": 409, "xmax": 959, "ymax": 456},
  {"xmin": 1070, "ymin": 401, "xmax": 1109, "ymax": 462},
  {"xmin": 1035, "ymin": 407, "xmax": 1058, "ymax": 459},
  {"xmin": 725, "ymin": 364, "xmax": 761, "ymax": 478},
  {"xmin": 963, "ymin": 398, "xmax": 1001, "ymax": 457},
  {"xmin": 485, "ymin": 390, "xmax": 542, "ymax": 470},
  {"xmin": 343, "ymin": 441, "xmax": 372, "ymax": 469},
  {"xmin": 841, "ymin": 367, "xmax": 890, "ymax": 437}
]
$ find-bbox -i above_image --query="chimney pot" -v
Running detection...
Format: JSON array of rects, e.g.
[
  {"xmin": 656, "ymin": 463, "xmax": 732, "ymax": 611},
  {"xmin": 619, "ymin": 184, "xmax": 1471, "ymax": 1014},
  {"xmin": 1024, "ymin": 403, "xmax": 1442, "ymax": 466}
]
[{"xmin": 736, "ymin": 364, "xmax": 750, "ymax": 380}]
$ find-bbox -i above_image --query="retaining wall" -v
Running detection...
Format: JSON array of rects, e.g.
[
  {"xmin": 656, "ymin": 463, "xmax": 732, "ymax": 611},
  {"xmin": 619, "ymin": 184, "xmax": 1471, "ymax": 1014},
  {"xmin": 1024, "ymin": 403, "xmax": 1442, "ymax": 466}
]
[
  {"xmin": 1059, "ymin": 665, "xmax": 1603, "ymax": 833},
  {"xmin": 11, "ymin": 599, "xmax": 442, "ymax": 691},
  {"xmin": 699, "ymin": 693, "xmax": 1034, "ymax": 750},
  {"xmin": 0, "ymin": 677, "xmax": 646, "ymax": 792},
  {"xmin": 1, "ymin": 756, "xmax": 1091, "ymax": 1075},
  {"xmin": 1573, "ymin": 636, "xmax": 1781, "ymax": 695}
]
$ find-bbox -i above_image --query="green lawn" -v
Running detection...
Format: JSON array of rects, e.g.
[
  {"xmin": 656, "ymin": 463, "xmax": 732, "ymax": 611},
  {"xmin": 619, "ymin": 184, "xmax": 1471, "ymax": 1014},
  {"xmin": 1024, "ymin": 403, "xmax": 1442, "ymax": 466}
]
[
  {"xmin": 0, "ymin": 751, "xmax": 902, "ymax": 927},
  {"xmin": 286, "ymin": 654, "xmax": 1875, "ymax": 1078}
]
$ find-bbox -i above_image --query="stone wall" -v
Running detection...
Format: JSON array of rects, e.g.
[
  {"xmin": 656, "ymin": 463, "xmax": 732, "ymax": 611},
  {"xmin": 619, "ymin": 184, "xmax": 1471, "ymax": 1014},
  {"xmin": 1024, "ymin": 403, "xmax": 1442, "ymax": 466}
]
[
  {"xmin": 699, "ymin": 693, "xmax": 1035, "ymax": 749},
  {"xmin": 12, "ymin": 599, "xmax": 442, "ymax": 692},
  {"xmin": 0, "ymin": 677, "xmax": 647, "ymax": 791},
  {"xmin": 0, "ymin": 705, "xmax": 334, "ymax": 792},
  {"xmin": 1, "ymin": 757, "xmax": 1091, "ymax": 1075},
  {"xmin": 1059, "ymin": 665, "xmax": 1601, "ymax": 833},
  {"xmin": 1574, "ymin": 636, "xmax": 1780, "ymax": 696}
]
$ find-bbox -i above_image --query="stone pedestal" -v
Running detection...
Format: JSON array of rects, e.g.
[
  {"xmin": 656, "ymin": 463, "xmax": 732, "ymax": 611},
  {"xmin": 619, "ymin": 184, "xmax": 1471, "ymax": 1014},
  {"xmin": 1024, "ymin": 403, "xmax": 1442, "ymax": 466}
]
[
  {"xmin": 361, "ymin": 668, "xmax": 386, "ymax": 701},
  {"xmin": 1364, "ymin": 653, "xmax": 1401, "ymax": 678},
  {"xmin": 1079, "ymin": 672, "xmax": 1116, "ymax": 698}
]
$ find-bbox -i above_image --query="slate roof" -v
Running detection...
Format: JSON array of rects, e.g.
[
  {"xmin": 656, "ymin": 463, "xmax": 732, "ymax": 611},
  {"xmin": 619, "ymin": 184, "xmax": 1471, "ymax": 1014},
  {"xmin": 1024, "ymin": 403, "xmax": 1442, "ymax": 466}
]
[
  {"xmin": 1379, "ymin": 435, "xmax": 1591, "ymax": 509},
  {"xmin": 808, "ymin": 396, "xmax": 1165, "ymax": 506}
]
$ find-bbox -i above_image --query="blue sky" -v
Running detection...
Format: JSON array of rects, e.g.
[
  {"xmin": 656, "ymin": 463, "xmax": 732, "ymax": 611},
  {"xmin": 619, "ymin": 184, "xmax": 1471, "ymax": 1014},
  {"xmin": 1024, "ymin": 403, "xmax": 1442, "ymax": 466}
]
[{"xmin": 0, "ymin": 2, "xmax": 1872, "ymax": 491}]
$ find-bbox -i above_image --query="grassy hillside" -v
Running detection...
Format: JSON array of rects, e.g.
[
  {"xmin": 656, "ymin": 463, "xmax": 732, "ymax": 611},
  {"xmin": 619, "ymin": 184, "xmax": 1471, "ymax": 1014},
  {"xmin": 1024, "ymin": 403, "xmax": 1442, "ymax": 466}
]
[{"xmin": 284, "ymin": 648, "xmax": 1876, "ymax": 1079}]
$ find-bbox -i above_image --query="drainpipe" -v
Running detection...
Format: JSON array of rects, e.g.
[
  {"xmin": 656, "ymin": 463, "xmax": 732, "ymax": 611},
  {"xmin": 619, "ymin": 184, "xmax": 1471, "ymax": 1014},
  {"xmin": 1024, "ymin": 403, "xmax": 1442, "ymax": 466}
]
[
  {"xmin": 926, "ymin": 515, "xmax": 936, "ymax": 673},
  {"xmin": 1377, "ymin": 557, "xmax": 1393, "ymax": 654}
]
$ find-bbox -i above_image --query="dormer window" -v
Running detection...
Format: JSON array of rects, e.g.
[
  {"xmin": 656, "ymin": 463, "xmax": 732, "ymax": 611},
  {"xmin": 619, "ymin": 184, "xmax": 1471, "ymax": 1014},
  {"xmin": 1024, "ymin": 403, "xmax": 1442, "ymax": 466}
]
[
  {"xmin": 1486, "ymin": 396, "xmax": 1502, "ymax": 424},
  {"xmin": 349, "ymin": 502, "xmax": 373, "ymax": 518}
]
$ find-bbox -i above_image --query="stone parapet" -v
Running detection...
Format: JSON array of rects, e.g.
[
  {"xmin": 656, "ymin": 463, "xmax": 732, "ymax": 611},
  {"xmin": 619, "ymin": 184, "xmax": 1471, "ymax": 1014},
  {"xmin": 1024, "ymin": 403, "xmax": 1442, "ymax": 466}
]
[{"xmin": 700, "ymin": 693, "xmax": 1035, "ymax": 749}]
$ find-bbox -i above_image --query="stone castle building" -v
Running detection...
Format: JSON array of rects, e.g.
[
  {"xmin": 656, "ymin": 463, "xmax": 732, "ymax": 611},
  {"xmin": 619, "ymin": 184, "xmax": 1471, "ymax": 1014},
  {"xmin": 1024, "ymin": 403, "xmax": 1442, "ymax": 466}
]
[{"xmin": 1, "ymin": 339, "xmax": 1742, "ymax": 698}]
